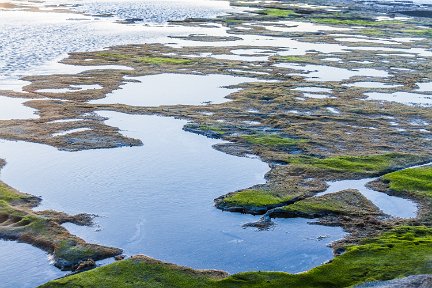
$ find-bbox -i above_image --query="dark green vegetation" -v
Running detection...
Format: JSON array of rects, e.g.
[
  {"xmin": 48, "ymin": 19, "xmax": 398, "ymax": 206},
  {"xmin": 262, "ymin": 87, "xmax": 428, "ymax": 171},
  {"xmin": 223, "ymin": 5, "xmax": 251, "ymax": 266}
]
[
  {"xmin": 41, "ymin": 226, "xmax": 432, "ymax": 288},
  {"xmin": 262, "ymin": 8, "xmax": 298, "ymax": 18},
  {"xmin": 285, "ymin": 153, "xmax": 428, "ymax": 177},
  {"xmin": 95, "ymin": 52, "xmax": 193, "ymax": 65}
]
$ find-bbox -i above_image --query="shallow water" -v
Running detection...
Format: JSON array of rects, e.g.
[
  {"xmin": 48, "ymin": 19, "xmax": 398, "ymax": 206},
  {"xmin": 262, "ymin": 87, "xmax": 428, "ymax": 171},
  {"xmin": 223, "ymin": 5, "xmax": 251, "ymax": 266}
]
[
  {"xmin": 0, "ymin": 96, "xmax": 38, "ymax": 120},
  {"xmin": 0, "ymin": 240, "xmax": 66, "ymax": 288},
  {"xmin": 344, "ymin": 82, "xmax": 402, "ymax": 89},
  {"xmin": 0, "ymin": 112, "xmax": 346, "ymax": 287},
  {"xmin": 366, "ymin": 91, "xmax": 432, "ymax": 106},
  {"xmin": 90, "ymin": 74, "xmax": 262, "ymax": 106}
]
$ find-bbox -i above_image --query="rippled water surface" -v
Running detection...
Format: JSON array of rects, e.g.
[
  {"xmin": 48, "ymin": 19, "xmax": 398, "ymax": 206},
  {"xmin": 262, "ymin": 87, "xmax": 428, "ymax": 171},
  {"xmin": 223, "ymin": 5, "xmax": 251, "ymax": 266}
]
[{"xmin": 0, "ymin": 0, "xmax": 233, "ymax": 81}]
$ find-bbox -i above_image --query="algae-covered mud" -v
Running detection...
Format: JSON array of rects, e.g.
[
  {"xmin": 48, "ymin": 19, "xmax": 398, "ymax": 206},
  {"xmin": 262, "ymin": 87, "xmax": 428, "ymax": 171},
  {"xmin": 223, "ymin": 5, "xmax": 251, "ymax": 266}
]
[{"xmin": 1, "ymin": 0, "xmax": 432, "ymax": 287}]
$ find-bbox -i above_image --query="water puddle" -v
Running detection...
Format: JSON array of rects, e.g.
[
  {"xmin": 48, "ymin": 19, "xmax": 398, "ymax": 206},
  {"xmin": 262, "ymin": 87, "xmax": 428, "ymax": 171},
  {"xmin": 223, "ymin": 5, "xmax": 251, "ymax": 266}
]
[
  {"xmin": 254, "ymin": 21, "xmax": 350, "ymax": 33},
  {"xmin": 37, "ymin": 84, "xmax": 103, "ymax": 94},
  {"xmin": 365, "ymin": 91, "xmax": 432, "ymax": 106},
  {"xmin": 90, "ymin": 74, "xmax": 262, "ymax": 106},
  {"xmin": 275, "ymin": 63, "xmax": 389, "ymax": 82},
  {"xmin": 52, "ymin": 128, "xmax": 93, "ymax": 137},
  {"xmin": 344, "ymin": 82, "xmax": 402, "ymax": 89},
  {"xmin": 0, "ymin": 96, "xmax": 38, "ymax": 120},
  {"xmin": 416, "ymin": 82, "xmax": 432, "ymax": 92}
]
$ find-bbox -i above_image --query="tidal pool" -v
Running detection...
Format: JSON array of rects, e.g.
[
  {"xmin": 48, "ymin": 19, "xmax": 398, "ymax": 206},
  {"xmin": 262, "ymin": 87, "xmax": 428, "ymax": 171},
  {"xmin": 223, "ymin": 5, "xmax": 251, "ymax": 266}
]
[
  {"xmin": 90, "ymin": 74, "xmax": 262, "ymax": 106},
  {"xmin": 0, "ymin": 111, "xmax": 346, "ymax": 287}
]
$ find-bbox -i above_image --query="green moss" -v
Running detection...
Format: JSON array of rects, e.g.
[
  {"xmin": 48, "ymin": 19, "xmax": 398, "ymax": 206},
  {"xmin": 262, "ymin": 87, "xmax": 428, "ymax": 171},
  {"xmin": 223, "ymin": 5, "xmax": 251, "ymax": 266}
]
[
  {"xmin": 277, "ymin": 55, "xmax": 314, "ymax": 63},
  {"xmin": 359, "ymin": 28, "xmax": 386, "ymax": 36},
  {"xmin": 262, "ymin": 8, "xmax": 298, "ymax": 17},
  {"xmin": 223, "ymin": 189, "xmax": 294, "ymax": 207},
  {"xmin": 135, "ymin": 56, "xmax": 192, "ymax": 65},
  {"xmin": 199, "ymin": 125, "xmax": 225, "ymax": 135},
  {"xmin": 0, "ymin": 182, "xmax": 25, "ymax": 202},
  {"xmin": 402, "ymin": 29, "xmax": 432, "ymax": 37},
  {"xmin": 286, "ymin": 153, "xmax": 427, "ymax": 176},
  {"xmin": 41, "ymin": 226, "xmax": 432, "ymax": 288},
  {"xmin": 95, "ymin": 52, "xmax": 192, "ymax": 65},
  {"xmin": 383, "ymin": 166, "xmax": 432, "ymax": 198},
  {"xmin": 241, "ymin": 134, "xmax": 304, "ymax": 147}
]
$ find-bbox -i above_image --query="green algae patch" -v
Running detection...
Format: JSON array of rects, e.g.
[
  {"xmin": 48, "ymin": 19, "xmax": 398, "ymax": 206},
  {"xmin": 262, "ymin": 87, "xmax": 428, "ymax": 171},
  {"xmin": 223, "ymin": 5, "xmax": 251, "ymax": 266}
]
[
  {"xmin": 241, "ymin": 134, "xmax": 305, "ymax": 147},
  {"xmin": 223, "ymin": 189, "xmax": 294, "ymax": 207},
  {"xmin": 41, "ymin": 226, "xmax": 432, "ymax": 288},
  {"xmin": 95, "ymin": 52, "xmax": 192, "ymax": 65},
  {"xmin": 383, "ymin": 166, "xmax": 432, "ymax": 198},
  {"xmin": 286, "ymin": 153, "xmax": 428, "ymax": 176},
  {"xmin": 262, "ymin": 8, "xmax": 298, "ymax": 17},
  {"xmin": 280, "ymin": 189, "xmax": 381, "ymax": 218}
]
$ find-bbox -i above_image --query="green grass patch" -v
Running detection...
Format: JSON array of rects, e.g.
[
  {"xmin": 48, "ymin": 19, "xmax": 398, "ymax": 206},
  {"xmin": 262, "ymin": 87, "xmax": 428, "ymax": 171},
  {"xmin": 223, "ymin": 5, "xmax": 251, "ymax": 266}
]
[
  {"xmin": 286, "ymin": 153, "xmax": 427, "ymax": 175},
  {"xmin": 277, "ymin": 55, "xmax": 314, "ymax": 63},
  {"xmin": 383, "ymin": 166, "xmax": 432, "ymax": 198},
  {"xmin": 223, "ymin": 189, "xmax": 294, "ymax": 207},
  {"xmin": 41, "ymin": 226, "xmax": 432, "ymax": 288},
  {"xmin": 241, "ymin": 134, "xmax": 305, "ymax": 147},
  {"xmin": 199, "ymin": 125, "xmax": 225, "ymax": 135},
  {"xmin": 0, "ymin": 182, "xmax": 26, "ymax": 203},
  {"xmin": 262, "ymin": 8, "xmax": 298, "ymax": 17},
  {"xmin": 402, "ymin": 29, "xmax": 432, "ymax": 37},
  {"xmin": 95, "ymin": 52, "xmax": 192, "ymax": 65}
]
